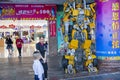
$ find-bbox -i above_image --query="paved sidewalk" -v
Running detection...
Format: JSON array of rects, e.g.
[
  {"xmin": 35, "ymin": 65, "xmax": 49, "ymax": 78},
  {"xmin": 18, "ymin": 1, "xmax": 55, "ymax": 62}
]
[{"xmin": 0, "ymin": 55, "xmax": 120, "ymax": 80}]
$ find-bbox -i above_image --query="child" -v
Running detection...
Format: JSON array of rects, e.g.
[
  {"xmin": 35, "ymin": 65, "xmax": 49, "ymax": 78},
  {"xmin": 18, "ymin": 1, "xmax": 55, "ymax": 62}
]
[{"xmin": 33, "ymin": 51, "xmax": 44, "ymax": 80}]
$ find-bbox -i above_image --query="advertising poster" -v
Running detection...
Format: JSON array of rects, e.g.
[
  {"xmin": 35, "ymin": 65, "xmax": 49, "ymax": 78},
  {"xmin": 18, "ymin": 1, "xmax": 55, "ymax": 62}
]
[
  {"xmin": 96, "ymin": 0, "xmax": 120, "ymax": 60},
  {"xmin": 0, "ymin": 4, "xmax": 57, "ymax": 37}
]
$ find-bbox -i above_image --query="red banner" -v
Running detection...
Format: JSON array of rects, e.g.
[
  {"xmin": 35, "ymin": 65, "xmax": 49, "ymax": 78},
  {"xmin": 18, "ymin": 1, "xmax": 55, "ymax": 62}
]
[
  {"xmin": 52, "ymin": 20, "xmax": 56, "ymax": 37},
  {"xmin": 49, "ymin": 20, "xmax": 56, "ymax": 37}
]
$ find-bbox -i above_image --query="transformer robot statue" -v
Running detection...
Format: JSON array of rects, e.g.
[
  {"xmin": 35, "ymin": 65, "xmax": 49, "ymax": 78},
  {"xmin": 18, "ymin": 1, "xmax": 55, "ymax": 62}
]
[{"xmin": 61, "ymin": 0, "xmax": 98, "ymax": 74}]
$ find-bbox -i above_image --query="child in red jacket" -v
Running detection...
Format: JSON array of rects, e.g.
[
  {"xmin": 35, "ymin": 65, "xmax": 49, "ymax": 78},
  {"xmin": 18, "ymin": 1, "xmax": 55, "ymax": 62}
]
[{"xmin": 16, "ymin": 36, "xmax": 23, "ymax": 57}]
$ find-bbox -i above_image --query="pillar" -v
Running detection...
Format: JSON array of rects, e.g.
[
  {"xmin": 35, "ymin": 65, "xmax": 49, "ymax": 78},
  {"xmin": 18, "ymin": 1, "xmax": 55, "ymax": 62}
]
[{"xmin": 96, "ymin": 0, "xmax": 120, "ymax": 71}]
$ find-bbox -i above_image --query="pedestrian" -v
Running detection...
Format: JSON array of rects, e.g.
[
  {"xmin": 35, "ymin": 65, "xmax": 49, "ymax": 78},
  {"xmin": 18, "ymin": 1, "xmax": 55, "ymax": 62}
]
[
  {"xmin": 36, "ymin": 35, "xmax": 48, "ymax": 80},
  {"xmin": 16, "ymin": 36, "xmax": 23, "ymax": 57},
  {"xmin": 5, "ymin": 35, "xmax": 13, "ymax": 56},
  {"xmin": 33, "ymin": 51, "xmax": 44, "ymax": 80}
]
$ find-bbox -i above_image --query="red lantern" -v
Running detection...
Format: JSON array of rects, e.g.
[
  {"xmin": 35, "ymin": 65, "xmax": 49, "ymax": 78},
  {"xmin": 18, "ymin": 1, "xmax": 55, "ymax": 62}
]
[
  {"xmin": 0, "ymin": 26, "xmax": 2, "ymax": 28},
  {"xmin": 9, "ymin": 24, "xmax": 15, "ymax": 28},
  {"xmin": 30, "ymin": 25, "xmax": 34, "ymax": 29},
  {"xmin": 37, "ymin": 26, "xmax": 41, "ymax": 28},
  {"xmin": 2, "ymin": 25, "xmax": 7, "ymax": 29}
]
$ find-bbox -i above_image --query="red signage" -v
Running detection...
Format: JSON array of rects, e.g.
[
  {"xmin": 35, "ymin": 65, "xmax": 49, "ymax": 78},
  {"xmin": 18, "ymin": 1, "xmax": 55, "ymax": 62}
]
[
  {"xmin": 0, "ymin": 4, "xmax": 57, "ymax": 37},
  {"xmin": 49, "ymin": 20, "xmax": 56, "ymax": 37}
]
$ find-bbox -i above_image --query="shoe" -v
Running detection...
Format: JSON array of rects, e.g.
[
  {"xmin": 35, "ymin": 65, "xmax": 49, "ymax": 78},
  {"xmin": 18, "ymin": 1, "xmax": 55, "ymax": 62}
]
[
  {"xmin": 18, "ymin": 56, "xmax": 22, "ymax": 58},
  {"xmin": 8, "ymin": 55, "xmax": 11, "ymax": 58},
  {"xmin": 45, "ymin": 78, "xmax": 48, "ymax": 80},
  {"xmin": 8, "ymin": 54, "xmax": 12, "ymax": 58}
]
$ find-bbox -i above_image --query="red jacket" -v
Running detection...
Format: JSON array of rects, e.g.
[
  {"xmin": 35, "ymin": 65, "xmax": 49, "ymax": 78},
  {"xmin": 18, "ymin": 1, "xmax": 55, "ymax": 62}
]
[{"xmin": 16, "ymin": 39, "xmax": 23, "ymax": 48}]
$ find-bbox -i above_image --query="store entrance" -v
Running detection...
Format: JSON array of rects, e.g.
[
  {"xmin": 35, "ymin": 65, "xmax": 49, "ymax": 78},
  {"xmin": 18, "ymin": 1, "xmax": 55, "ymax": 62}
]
[{"xmin": 0, "ymin": 20, "xmax": 49, "ymax": 58}]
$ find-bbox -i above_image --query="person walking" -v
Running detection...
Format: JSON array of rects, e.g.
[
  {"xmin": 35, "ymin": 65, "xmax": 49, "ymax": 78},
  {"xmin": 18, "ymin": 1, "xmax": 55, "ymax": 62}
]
[
  {"xmin": 5, "ymin": 35, "xmax": 13, "ymax": 57},
  {"xmin": 36, "ymin": 35, "xmax": 48, "ymax": 80},
  {"xmin": 16, "ymin": 36, "xmax": 23, "ymax": 57}
]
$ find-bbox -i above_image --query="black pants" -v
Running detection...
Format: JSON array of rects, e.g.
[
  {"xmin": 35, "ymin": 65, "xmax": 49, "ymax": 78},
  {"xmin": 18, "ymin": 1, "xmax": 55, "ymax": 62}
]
[
  {"xmin": 34, "ymin": 74, "xmax": 45, "ymax": 80},
  {"xmin": 17, "ymin": 47, "xmax": 21, "ymax": 56},
  {"xmin": 42, "ymin": 62, "xmax": 48, "ymax": 78}
]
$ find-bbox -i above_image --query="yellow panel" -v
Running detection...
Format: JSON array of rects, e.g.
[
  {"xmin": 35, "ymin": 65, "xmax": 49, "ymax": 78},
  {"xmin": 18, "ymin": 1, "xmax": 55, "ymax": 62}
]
[
  {"xmin": 65, "ymin": 55, "xmax": 74, "ymax": 59},
  {"xmin": 72, "ymin": 29, "xmax": 76, "ymax": 39},
  {"xmin": 71, "ymin": 17, "xmax": 77, "ymax": 22},
  {"xmin": 76, "ymin": 3, "xmax": 82, "ymax": 8},
  {"xmin": 89, "ymin": 22, "xmax": 95, "ymax": 28},
  {"xmin": 84, "ymin": 9, "xmax": 91, "ymax": 16},
  {"xmin": 65, "ymin": 55, "xmax": 70, "ymax": 59},
  {"xmin": 69, "ymin": 39, "xmax": 78, "ymax": 49},
  {"xmin": 69, "ymin": 61, "xmax": 74, "ymax": 66},
  {"xmin": 82, "ymin": 40, "xmax": 91, "ymax": 49},
  {"xmin": 72, "ymin": 9, "xmax": 79, "ymax": 16}
]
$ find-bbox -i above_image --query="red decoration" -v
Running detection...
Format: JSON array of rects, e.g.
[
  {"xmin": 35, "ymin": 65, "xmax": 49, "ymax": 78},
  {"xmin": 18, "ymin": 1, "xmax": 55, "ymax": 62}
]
[
  {"xmin": 2, "ymin": 25, "xmax": 7, "ymax": 29},
  {"xmin": 9, "ymin": 24, "xmax": 15, "ymax": 28},
  {"xmin": 49, "ymin": 20, "xmax": 56, "ymax": 37},
  {"xmin": 0, "ymin": 26, "xmax": 2, "ymax": 28},
  {"xmin": 30, "ymin": 25, "xmax": 34, "ymax": 29}
]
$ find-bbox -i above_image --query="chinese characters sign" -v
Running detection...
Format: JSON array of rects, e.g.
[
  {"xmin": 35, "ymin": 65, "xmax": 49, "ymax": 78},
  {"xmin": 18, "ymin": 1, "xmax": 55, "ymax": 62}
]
[
  {"xmin": 96, "ymin": 0, "xmax": 120, "ymax": 60},
  {"xmin": 0, "ymin": 4, "xmax": 56, "ymax": 37},
  {"xmin": 112, "ymin": 2, "xmax": 119, "ymax": 48},
  {"xmin": 49, "ymin": 20, "xmax": 56, "ymax": 37}
]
